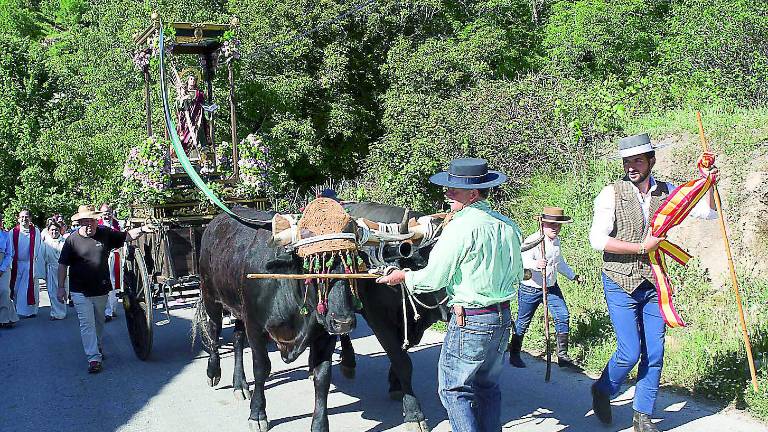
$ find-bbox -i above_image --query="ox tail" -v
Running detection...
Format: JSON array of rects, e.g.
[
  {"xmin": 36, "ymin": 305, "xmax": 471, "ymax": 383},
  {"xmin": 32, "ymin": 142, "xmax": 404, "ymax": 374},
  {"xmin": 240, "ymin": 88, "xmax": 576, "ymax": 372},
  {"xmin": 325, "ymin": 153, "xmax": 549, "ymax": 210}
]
[{"xmin": 190, "ymin": 298, "xmax": 215, "ymax": 351}]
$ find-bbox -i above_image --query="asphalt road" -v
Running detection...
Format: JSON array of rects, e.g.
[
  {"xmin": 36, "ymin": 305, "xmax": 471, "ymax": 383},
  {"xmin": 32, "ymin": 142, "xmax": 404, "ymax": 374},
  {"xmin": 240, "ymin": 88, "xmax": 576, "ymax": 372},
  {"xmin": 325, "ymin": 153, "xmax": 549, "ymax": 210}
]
[{"xmin": 0, "ymin": 291, "xmax": 765, "ymax": 432}]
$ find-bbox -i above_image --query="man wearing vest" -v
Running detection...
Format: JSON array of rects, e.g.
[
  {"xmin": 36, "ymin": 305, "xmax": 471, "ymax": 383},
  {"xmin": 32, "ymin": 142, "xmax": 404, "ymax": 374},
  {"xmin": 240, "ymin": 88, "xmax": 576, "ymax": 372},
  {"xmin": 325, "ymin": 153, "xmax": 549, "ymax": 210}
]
[{"xmin": 588, "ymin": 133, "xmax": 718, "ymax": 432}]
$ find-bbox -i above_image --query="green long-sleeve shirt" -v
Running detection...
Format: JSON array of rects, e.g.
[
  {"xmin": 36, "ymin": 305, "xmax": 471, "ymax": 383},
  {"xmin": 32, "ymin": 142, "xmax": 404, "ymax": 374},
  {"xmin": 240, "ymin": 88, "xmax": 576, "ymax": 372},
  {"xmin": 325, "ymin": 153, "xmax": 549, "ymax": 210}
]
[{"xmin": 403, "ymin": 200, "xmax": 523, "ymax": 307}]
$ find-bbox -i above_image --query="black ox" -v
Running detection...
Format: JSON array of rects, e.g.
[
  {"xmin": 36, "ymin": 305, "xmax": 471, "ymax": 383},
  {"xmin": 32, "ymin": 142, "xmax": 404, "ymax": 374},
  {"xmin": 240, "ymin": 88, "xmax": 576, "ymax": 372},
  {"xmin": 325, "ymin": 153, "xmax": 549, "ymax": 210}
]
[
  {"xmin": 342, "ymin": 202, "xmax": 448, "ymax": 432},
  {"xmin": 197, "ymin": 208, "xmax": 357, "ymax": 432}
]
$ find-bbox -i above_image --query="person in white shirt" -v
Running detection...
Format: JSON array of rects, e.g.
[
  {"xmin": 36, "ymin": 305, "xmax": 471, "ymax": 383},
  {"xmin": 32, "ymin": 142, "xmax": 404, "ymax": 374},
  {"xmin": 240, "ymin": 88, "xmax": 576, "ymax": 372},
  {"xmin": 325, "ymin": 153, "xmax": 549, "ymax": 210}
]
[
  {"xmin": 588, "ymin": 133, "xmax": 718, "ymax": 432},
  {"xmin": 42, "ymin": 221, "xmax": 67, "ymax": 320},
  {"xmin": 508, "ymin": 207, "xmax": 583, "ymax": 369},
  {"xmin": 0, "ymin": 223, "xmax": 19, "ymax": 328}
]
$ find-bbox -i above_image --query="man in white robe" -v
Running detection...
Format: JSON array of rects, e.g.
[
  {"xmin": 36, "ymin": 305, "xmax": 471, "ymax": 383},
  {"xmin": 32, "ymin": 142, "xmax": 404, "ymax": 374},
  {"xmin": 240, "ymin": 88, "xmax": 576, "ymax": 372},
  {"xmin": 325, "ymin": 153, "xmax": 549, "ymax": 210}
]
[
  {"xmin": 11, "ymin": 210, "xmax": 43, "ymax": 318},
  {"xmin": 42, "ymin": 221, "xmax": 67, "ymax": 320},
  {"xmin": 0, "ymin": 226, "xmax": 19, "ymax": 327}
]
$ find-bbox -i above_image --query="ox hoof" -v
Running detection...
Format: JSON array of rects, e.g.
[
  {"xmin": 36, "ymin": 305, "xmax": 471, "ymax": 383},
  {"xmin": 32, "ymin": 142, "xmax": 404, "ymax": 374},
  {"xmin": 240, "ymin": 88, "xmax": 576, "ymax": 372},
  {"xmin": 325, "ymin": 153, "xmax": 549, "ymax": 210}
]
[
  {"xmin": 388, "ymin": 390, "xmax": 405, "ymax": 401},
  {"xmin": 207, "ymin": 375, "xmax": 221, "ymax": 387},
  {"xmin": 404, "ymin": 420, "xmax": 430, "ymax": 432},
  {"xmin": 248, "ymin": 419, "xmax": 269, "ymax": 432},
  {"xmin": 234, "ymin": 387, "xmax": 252, "ymax": 400},
  {"xmin": 341, "ymin": 365, "xmax": 356, "ymax": 380}
]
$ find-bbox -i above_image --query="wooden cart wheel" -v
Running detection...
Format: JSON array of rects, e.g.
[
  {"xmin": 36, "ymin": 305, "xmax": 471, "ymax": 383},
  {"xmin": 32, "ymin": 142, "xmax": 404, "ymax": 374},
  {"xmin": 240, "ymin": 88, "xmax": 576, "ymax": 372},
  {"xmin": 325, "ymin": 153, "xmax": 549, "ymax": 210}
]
[{"xmin": 123, "ymin": 245, "xmax": 154, "ymax": 360}]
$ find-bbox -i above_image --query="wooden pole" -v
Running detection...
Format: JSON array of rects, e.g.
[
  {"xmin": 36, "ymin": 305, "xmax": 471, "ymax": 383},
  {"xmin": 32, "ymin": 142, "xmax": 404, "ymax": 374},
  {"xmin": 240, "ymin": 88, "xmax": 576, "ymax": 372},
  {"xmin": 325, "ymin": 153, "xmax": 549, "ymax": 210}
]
[
  {"xmin": 540, "ymin": 218, "xmax": 552, "ymax": 382},
  {"xmin": 227, "ymin": 61, "xmax": 239, "ymax": 181},
  {"xmin": 205, "ymin": 53, "xmax": 216, "ymax": 171},
  {"xmin": 247, "ymin": 273, "xmax": 380, "ymax": 280},
  {"xmin": 143, "ymin": 68, "xmax": 153, "ymax": 137},
  {"xmin": 695, "ymin": 111, "xmax": 759, "ymax": 392}
]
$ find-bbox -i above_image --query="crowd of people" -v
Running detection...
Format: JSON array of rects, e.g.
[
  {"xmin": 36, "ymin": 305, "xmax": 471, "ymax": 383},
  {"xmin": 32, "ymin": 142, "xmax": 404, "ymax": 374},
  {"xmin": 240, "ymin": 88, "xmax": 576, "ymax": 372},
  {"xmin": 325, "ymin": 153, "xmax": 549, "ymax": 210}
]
[
  {"xmin": 0, "ymin": 205, "xmax": 122, "ymax": 327},
  {"xmin": 0, "ymin": 203, "xmax": 153, "ymax": 373}
]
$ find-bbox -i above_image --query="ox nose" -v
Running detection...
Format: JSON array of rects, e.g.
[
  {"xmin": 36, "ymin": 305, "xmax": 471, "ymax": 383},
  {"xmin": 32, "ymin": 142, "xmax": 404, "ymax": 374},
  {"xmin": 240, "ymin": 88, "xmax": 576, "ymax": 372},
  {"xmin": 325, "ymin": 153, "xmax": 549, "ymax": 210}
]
[{"xmin": 329, "ymin": 313, "xmax": 355, "ymax": 335}]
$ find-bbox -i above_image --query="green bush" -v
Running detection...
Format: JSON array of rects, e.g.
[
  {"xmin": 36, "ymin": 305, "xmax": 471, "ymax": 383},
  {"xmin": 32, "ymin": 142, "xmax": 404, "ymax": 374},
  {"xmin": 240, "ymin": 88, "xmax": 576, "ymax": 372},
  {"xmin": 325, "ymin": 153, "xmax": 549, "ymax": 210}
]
[
  {"xmin": 657, "ymin": 0, "xmax": 768, "ymax": 105},
  {"xmin": 541, "ymin": 0, "xmax": 665, "ymax": 77}
]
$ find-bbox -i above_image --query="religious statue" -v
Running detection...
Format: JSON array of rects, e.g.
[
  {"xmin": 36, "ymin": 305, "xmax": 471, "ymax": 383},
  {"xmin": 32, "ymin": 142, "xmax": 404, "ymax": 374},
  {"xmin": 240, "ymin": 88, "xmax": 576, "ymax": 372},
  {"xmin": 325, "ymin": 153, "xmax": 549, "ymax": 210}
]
[{"xmin": 175, "ymin": 73, "xmax": 212, "ymax": 156}]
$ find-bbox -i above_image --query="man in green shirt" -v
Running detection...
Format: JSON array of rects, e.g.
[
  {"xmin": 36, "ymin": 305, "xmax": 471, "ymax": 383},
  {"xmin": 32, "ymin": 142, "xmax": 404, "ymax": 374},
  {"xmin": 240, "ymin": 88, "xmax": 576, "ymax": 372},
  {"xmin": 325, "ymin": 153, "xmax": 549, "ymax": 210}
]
[{"xmin": 378, "ymin": 158, "xmax": 523, "ymax": 432}]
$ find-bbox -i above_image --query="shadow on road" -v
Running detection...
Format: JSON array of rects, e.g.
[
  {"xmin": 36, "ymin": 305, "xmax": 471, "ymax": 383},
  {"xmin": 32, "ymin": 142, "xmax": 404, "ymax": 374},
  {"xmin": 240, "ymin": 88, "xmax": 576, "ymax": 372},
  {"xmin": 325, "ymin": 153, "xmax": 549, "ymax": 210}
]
[{"xmin": 0, "ymin": 296, "xmax": 208, "ymax": 432}]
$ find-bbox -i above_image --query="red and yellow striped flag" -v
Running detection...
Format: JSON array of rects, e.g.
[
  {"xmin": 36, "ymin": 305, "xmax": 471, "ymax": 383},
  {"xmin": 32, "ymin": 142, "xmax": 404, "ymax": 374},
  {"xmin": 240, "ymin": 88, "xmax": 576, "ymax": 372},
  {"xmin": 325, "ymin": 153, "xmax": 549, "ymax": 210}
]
[{"xmin": 649, "ymin": 154, "xmax": 716, "ymax": 327}]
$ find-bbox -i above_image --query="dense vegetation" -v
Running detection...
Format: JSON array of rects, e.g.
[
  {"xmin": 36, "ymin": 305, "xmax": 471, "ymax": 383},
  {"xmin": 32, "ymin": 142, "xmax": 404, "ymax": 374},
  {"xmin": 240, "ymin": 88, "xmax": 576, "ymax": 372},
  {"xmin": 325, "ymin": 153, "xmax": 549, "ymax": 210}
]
[{"xmin": 2, "ymin": 0, "xmax": 767, "ymax": 418}]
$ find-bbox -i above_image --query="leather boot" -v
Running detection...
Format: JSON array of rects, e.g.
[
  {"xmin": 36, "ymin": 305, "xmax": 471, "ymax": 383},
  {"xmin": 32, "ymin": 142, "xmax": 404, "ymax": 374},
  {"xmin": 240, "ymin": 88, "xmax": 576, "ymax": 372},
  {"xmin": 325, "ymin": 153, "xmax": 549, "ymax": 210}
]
[
  {"xmin": 556, "ymin": 333, "xmax": 576, "ymax": 367},
  {"xmin": 507, "ymin": 333, "xmax": 526, "ymax": 368},
  {"xmin": 591, "ymin": 383, "xmax": 612, "ymax": 424},
  {"xmin": 633, "ymin": 411, "xmax": 660, "ymax": 432}
]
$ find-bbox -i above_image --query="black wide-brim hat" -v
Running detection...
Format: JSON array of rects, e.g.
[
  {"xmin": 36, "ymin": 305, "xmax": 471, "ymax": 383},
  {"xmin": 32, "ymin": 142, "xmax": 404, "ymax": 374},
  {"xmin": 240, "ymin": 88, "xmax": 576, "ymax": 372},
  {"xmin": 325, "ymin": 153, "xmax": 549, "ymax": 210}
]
[{"xmin": 429, "ymin": 158, "xmax": 508, "ymax": 189}]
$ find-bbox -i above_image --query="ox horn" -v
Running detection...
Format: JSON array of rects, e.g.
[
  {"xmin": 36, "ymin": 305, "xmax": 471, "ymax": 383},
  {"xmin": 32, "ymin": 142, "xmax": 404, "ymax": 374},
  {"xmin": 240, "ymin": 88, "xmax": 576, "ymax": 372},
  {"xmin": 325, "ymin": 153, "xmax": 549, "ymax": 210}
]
[
  {"xmin": 269, "ymin": 213, "xmax": 299, "ymax": 247},
  {"xmin": 269, "ymin": 227, "xmax": 297, "ymax": 247},
  {"xmin": 407, "ymin": 213, "xmax": 448, "ymax": 241}
]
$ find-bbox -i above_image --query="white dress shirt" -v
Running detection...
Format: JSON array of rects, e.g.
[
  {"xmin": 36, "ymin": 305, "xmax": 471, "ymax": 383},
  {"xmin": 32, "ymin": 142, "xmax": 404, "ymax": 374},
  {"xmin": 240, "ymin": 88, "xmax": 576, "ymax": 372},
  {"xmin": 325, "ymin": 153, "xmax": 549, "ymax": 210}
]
[
  {"xmin": 521, "ymin": 232, "xmax": 576, "ymax": 288},
  {"xmin": 589, "ymin": 176, "xmax": 717, "ymax": 251}
]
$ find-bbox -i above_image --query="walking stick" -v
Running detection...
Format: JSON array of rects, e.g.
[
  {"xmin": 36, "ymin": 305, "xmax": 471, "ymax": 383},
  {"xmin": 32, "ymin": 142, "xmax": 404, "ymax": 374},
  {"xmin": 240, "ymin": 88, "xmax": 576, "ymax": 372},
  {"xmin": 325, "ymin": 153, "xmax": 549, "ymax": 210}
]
[
  {"xmin": 696, "ymin": 111, "xmax": 759, "ymax": 392},
  {"xmin": 539, "ymin": 218, "xmax": 552, "ymax": 382},
  {"xmin": 247, "ymin": 273, "xmax": 380, "ymax": 280}
]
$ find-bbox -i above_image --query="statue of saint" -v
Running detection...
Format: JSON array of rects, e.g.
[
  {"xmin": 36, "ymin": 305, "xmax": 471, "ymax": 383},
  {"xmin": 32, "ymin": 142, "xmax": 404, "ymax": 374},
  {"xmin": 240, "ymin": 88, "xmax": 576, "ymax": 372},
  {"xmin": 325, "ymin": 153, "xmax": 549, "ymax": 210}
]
[{"xmin": 175, "ymin": 74, "xmax": 211, "ymax": 156}]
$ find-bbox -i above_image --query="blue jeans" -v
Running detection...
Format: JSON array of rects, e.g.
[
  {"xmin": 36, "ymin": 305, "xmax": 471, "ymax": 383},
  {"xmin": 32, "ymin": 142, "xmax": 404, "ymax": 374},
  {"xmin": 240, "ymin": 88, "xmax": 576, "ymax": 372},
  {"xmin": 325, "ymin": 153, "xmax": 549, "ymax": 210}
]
[
  {"xmin": 595, "ymin": 273, "xmax": 666, "ymax": 415},
  {"xmin": 515, "ymin": 283, "xmax": 570, "ymax": 335},
  {"xmin": 438, "ymin": 305, "xmax": 512, "ymax": 432}
]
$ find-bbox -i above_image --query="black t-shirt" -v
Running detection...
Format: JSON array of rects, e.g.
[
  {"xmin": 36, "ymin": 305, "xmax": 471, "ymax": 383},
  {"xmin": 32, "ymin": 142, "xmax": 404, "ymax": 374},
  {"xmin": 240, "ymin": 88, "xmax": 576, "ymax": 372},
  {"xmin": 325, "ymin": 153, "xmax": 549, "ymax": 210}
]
[{"xmin": 59, "ymin": 226, "xmax": 128, "ymax": 297}]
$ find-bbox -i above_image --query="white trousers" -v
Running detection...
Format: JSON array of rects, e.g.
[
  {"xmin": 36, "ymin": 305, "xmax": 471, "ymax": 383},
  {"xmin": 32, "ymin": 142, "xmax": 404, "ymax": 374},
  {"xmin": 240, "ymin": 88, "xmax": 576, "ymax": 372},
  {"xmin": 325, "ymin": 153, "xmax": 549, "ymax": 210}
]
[
  {"xmin": 71, "ymin": 293, "xmax": 107, "ymax": 363},
  {"xmin": 12, "ymin": 261, "xmax": 38, "ymax": 317},
  {"xmin": 105, "ymin": 251, "xmax": 120, "ymax": 317},
  {"xmin": 0, "ymin": 270, "xmax": 18, "ymax": 324},
  {"xmin": 46, "ymin": 264, "xmax": 67, "ymax": 319}
]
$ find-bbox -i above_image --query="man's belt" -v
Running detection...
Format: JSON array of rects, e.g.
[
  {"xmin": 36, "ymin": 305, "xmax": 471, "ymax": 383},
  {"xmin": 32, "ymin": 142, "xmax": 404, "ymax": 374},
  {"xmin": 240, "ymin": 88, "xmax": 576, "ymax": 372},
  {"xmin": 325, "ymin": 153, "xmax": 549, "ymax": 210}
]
[{"xmin": 463, "ymin": 301, "xmax": 510, "ymax": 316}]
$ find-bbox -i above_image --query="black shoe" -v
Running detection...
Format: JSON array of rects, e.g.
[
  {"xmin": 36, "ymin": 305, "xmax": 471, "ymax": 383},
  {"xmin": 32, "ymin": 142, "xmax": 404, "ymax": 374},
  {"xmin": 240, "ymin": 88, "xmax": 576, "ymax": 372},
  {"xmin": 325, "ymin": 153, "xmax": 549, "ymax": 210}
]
[
  {"xmin": 507, "ymin": 333, "xmax": 526, "ymax": 368},
  {"xmin": 556, "ymin": 333, "xmax": 577, "ymax": 368},
  {"xmin": 633, "ymin": 411, "xmax": 660, "ymax": 432},
  {"xmin": 591, "ymin": 383, "xmax": 612, "ymax": 424},
  {"xmin": 88, "ymin": 361, "xmax": 102, "ymax": 374}
]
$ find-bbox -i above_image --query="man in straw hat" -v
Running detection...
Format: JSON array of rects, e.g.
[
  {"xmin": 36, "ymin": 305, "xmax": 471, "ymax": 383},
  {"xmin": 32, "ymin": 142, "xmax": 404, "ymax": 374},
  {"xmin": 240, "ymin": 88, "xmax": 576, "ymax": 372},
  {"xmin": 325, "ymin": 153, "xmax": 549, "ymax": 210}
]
[
  {"xmin": 377, "ymin": 158, "xmax": 523, "ymax": 432},
  {"xmin": 588, "ymin": 133, "xmax": 718, "ymax": 431},
  {"xmin": 508, "ymin": 206, "xmax": 583, "ymax": 369},
  {"xmin": 57, "ymin": 205, "xmax": 155, "ymax": 374}
]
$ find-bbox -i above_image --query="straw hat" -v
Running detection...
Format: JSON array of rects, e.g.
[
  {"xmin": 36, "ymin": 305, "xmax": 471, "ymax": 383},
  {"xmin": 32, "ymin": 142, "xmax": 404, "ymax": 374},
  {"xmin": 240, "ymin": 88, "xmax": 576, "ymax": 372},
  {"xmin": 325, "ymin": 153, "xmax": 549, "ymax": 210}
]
[
  {"xmin": 540, "ymin": 207, "xmax": 572, "ymax": 224},
  {"xmin": 71, "ymin": 205, "xmax": 103, "ymax": 222}
]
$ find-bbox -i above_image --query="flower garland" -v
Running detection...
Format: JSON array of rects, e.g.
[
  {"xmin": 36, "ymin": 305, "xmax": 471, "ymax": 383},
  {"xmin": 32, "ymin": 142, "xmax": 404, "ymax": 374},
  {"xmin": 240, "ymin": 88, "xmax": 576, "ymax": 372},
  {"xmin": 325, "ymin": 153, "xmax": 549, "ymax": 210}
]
[
  {"xmin": 236, "ymin": 134, "xmax": 271, "ymax": 196},
  {"xmin": 122, "ymin": 136, "xmax": 172, "ymax": 204}
]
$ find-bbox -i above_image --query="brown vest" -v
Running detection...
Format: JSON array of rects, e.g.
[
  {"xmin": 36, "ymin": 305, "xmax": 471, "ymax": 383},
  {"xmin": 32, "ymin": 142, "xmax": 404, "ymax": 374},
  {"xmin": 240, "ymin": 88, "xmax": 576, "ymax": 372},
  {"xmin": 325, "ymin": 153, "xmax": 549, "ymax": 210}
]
[{"xmin": 602, "ymin": 179, "xmax": 670, "ymax": 293}]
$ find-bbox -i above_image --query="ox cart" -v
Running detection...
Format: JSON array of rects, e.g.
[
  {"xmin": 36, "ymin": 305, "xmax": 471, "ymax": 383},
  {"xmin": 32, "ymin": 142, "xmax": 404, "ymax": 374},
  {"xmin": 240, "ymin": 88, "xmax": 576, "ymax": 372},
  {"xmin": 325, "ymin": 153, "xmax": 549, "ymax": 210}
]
[
  {"xmin": 122, "ymin": 16, "xmax": 268, "ymax": 360},
  {"xmin": 121, "ymin": 197, "xmax": 267, "ymax": 360}
]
